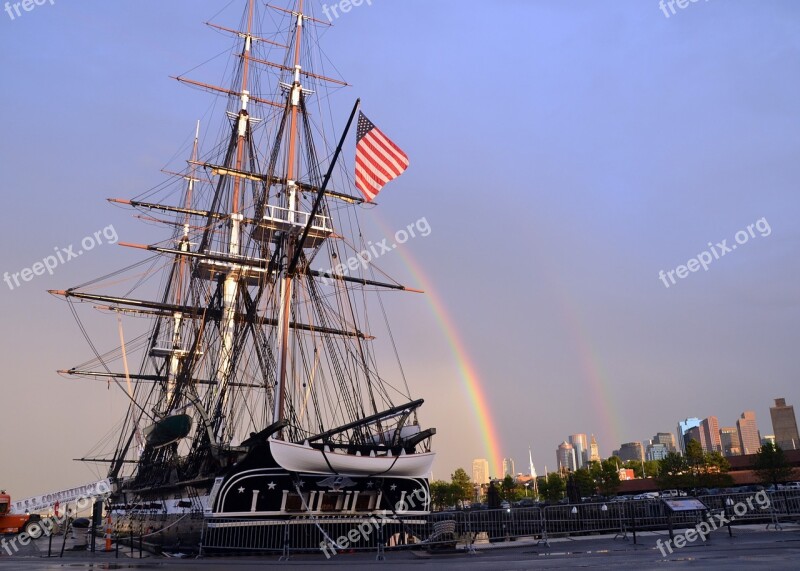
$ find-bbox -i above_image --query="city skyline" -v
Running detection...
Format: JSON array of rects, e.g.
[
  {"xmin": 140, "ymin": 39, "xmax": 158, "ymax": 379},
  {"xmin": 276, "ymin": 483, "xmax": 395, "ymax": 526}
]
[{"xmin": 462, "ymin": 398, "xmax": 797, "ymax": 480}]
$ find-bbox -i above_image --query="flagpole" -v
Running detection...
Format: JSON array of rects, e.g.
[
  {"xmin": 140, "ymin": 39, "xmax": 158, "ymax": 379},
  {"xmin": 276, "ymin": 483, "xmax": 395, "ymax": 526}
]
[{"xmin": 289, "ymin": 98, "xmax": 361, "ymax": 274}]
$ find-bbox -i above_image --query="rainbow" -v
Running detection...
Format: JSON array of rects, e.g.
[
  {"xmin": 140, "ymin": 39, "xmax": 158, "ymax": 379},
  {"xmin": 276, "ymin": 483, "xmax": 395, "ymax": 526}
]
[
  {"xmin": 366, "ymin": 213, "xmax": 623, "ymax": 476},
  {"xmin": 550, "ymin": 286, "xmax": 623, "ymax": 456},
  {"xmin": 369, "ymin": 216, "xmax": 504, "ymax": 478}
]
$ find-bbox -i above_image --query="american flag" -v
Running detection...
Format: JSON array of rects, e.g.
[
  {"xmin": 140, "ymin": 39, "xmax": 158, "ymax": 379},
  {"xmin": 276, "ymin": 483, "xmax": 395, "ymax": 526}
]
[{"xmin": 355, "ymin": 112, "xmax": 409, "ymax": 202}]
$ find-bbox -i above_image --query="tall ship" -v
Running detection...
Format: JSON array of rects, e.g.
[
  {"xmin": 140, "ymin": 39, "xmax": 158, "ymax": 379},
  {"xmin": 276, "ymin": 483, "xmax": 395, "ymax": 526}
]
[{"xmin": 50, "ymin": 0, "xmax": 435, "ymax": 549}]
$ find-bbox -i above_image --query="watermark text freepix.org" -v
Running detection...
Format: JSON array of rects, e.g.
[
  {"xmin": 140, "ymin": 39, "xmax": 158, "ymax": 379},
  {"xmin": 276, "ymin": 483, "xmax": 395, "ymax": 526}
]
[
  {"xmin": 4, "ymin": 225, "xmax": 118, "ymax": 291},
  {"xmin": 659, "ymin": 0, "xmax": 711, "ymax": 19},
  {"xmin": 658, "ymin": 217, "xmax": 770, "ymax": 289},
  {"xmin": 4, "ymin": 0, "xmax": 55, "ymax": 21},
  {"xmin": 319, "ymin": 487, "xmax": 429, "ymax": 558},
  {"xmin": 317, "ymin": 217, "xmax": 431, "ymax": 287},
  {"xmin": 656, "ymin": 491, "xmax": 770, "ymax": 557},
  {"xmin": 322, "ymin": 0, "xmax": 372, "ymax": 22}
]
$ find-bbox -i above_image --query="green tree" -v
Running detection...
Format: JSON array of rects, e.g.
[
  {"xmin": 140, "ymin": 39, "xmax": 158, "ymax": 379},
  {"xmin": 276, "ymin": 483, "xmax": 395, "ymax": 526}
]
[
  {"xmin": 698, "ymin": 451, "xmax": 733, "ymax": 488},
  {"xmin": 657, "ymin": 452, "xmax": 688, "ymax": 490},
  {"xmin": 501, "ymin": 475, "xmax": 519, "ymax": 501},
  {"xmin": 659, "ymin": 440, "xmax": 733, "ymax": 491},
  {"xmin": 429, "ymin": 480, "xmax": 454, "ymax": 510},
  {"xmin": 450, "ymin": 468, "xmax": 473, "ymax": 506},
  {"xmin": 685, "ymin": 439, "xmax": 704, "ymax": 478},
  {"xmin": 623, "ymin": 459, "xmax": 661, "ymax": 479},
  {"xmin": 539, "ymin": 472, "xmax": 565, "ymax": 502},
  {"xmin": 591, "ymin": 459, "xmax": 621, "ymax": 497},
  {"xmin": 682, "ymin": 439, "xmax": 705, "ymax": 490},
  {"xmin": 536, "ymin": 475, "xmax": 549, "ymax": 501},
  {"xmin": 754, "ymin": 442, "xmax": 797, "ymax": 489},
  {"xmin": 644, "ymin": 460, "xmax": 661, "ymax": 478},
  {"xmin": 573, "ymin": 467, "xmax": 596, "ymax": 497}
]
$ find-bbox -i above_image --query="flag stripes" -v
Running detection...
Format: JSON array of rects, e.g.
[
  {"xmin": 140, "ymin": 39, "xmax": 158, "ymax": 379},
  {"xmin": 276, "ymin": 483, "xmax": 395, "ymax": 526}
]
[{"xmin": 355, "ymin": 112, "xmax": 409, "ymax": 202}]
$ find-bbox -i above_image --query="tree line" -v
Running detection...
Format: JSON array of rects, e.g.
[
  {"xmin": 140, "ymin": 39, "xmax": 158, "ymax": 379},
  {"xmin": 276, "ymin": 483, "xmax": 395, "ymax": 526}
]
[{"xmin": 428, "ymin": 440, "xmax": 797, "ymax": 510}]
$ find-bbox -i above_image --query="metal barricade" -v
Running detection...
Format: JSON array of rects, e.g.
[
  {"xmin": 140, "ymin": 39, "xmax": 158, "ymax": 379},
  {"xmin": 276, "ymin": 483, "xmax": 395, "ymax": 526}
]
[
  {"xmin": 202, "ymin": 513, "xmax": 450, "ymax": 557},
  {"xmin": 467, "ymin": 508, "xmax": 518, "ymax": 543},
  {"xmin": 202, "ymin": 518, "xmax": 288, "ymax": 552},
  {"xmin": 198, "ymin": 492, "xmax": 800, "ymax": 557}
]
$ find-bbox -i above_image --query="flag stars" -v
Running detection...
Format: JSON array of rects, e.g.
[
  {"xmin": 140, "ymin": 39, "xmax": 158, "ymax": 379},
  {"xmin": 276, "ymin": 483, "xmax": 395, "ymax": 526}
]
[
  {"xmin": 390, "ymin": 484, "xmax": 397, "ymax": 491},
  {"xmin": 237, "ymin": 486, "xmax": 245, "ymax": 494},
  {"xmin": 268, "ymin": 482, "xmax": 277, "ymax": 490}
]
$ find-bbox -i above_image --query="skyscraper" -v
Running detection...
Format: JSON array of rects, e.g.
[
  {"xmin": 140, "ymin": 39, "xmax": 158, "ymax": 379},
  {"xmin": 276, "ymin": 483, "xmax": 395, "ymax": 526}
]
[
  {"xmin": 569, "ymin": 434, "xmax": 588, "ymax": 469},
  {"xmin": 617, "ymin": 442, "xmax": 644, "ymax": 463},
  {"xmin": 646, "ymin": 443, "xmax": 669, "ymax": 461},
  {"xmin": 588, "ymin": 434, "xmax": 601, "ymax": 462},
  {"xmin": 556, "ymin": 441, "xmax": 576, "ymax": 472},
  {"xmin": 684, "ymin": 426, "xmax": 704, "ymax": 451},
  {"xmin": 677, "ymin": 418, "xmax": 701, "ymax": 453},
  {"xmin": 700, "ymin": 416, "xmax": 721, "ymax": 453},
  {"xmin": 502, "ymin": 457, "xmax": 516, "ymax": 478},
  {"xmin": 719, "ymin": 427, "xmax": 741, "ymax": 456},
  {"xmin": 770, "ymin": 398, "xmax": 799, "ymax": 451},
  {"xmin": 737, "ymin": 411, "xmax": 761, "ymax": 455},
  {"xmin": 652, "ymin": 432, "xmax": 677, "ymax": 452},
  {"xmin": 472, "ymin": 458, "xmax": 490, "ymax": 485}
]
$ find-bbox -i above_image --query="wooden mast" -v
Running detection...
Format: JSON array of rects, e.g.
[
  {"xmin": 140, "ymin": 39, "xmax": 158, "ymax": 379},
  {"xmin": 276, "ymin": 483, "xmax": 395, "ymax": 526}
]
[
  {"xmin": 165, "ymin": 121, "xmax": 200, "ymax": 411},
  {"xmin": 215, "ymin": 0, "xmax": 256, "ymax": 441},
  {"xmin": 274, "ymin": 0, "xmax": 305, "ymax": 434}
]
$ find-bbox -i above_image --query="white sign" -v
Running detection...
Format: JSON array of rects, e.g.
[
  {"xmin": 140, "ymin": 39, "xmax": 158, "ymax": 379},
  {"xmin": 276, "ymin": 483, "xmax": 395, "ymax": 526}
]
[{"xmin": 12, "ymin": 479, "xmax": 112, "ymax": 513}]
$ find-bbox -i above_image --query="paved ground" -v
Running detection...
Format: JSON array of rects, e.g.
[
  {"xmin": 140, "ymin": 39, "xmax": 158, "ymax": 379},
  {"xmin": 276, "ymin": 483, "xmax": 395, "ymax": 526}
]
[{"xmin": 2, "ymin": 524, "xmax": 800, "ymax": 569}]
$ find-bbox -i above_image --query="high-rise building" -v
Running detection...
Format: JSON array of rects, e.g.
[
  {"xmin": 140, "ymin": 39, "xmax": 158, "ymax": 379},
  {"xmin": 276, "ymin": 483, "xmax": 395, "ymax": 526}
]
[
  {"xmin": 700, "ymin": 416, "xmax": 721, "ymax": 453},
  {"xmin": 502, "ymin": 457, "xmax": 516, "ymax": 478},
  {"xmin": 737, "ymin": 411, "xmax": 761, "ymax": 455},
  {"xmin": 588, "ymin": 434, "xmax": 601, "ymax": 462},
  {"xmin": 472, "ymin": 458, "xmax": 490, "ymax": 485},
  {"xmin": 617, "ymin": 442, "xmax": 644, "ymax": 463},
  {"xmin": 677, "ymin": 418, "xmax": 701, "ymax": 453},
  {"xmin": 556, "ymin": 441, "xmax": 576, "ymax": 472},
  {"xmin": 569, "ymin": 434, "xmax": 588, "ymax": 469},
  {"xmin": 761, "ymin": 434, "xmax": 776, "ymax": 447},
  {"xmin": 684, "ymin": 426, "xmax": 704, "ymax": 451},
  {"xmin": 719, "ymin": 427, "xmax": 741, "ymax": 456},
  {"xmin": 770, "ymin": 398, "xmax": 799, "ymax": 451},
  {"xmin": 652, "ymin": 432, "xmax": 677, "ymax": 453},
  {"xmin": 646, "ymin": 443, "xmax": 669, "ymax": 461}
]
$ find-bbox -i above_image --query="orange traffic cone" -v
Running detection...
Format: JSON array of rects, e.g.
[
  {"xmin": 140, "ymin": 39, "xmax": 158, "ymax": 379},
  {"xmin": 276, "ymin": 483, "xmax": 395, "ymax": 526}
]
[{"xmin": 104, "ymin": 512, "xmax": 112, "ymax": 552}]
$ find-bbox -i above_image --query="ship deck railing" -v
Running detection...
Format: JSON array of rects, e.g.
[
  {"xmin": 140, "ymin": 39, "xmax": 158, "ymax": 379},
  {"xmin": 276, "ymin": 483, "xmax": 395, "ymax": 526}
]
[{"xmin": 262, "ymin": 205, "xmax": 332, "ymax": 234}]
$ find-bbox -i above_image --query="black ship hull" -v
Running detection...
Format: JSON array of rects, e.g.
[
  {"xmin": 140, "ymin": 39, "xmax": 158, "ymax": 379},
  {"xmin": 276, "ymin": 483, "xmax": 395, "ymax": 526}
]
[{"xmin": 110, "ymin": 440, "xmax": 431, "ymax": 551}]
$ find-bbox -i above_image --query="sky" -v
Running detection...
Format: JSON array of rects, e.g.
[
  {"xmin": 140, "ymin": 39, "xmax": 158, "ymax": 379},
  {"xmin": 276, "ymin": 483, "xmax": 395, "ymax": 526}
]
[{"xmin": 1, "ymin": 0, "xmax": 800, "ymax": 498}]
